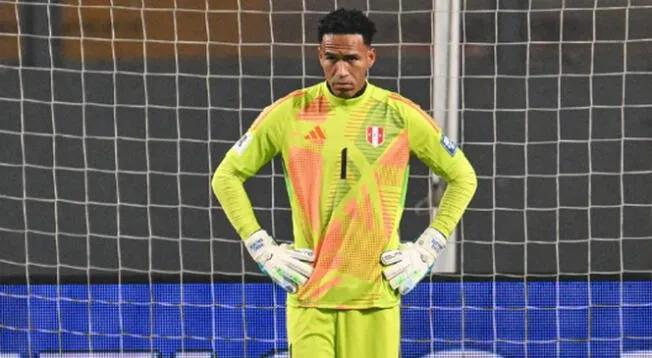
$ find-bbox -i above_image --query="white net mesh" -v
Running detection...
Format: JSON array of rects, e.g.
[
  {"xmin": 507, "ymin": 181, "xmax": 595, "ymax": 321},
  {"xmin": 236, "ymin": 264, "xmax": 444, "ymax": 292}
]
[
  {"xmin": 457, "ymin": 0, "xmax": 652, "ymax": 357},
  {"xmin": 0, "ymin": 0, "xmax": 651, "ymax": 357}
]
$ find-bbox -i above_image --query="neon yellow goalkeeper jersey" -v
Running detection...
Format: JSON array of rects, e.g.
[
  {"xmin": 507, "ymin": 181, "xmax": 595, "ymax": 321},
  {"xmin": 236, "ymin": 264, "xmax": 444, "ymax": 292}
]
[{"xmin": 213, "ymin": 81, "xmax": 477, "ymax": 309}]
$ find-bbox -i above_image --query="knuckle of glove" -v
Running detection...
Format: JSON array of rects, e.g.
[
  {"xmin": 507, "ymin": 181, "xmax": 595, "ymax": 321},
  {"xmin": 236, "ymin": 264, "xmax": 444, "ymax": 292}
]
[
  {"xmin": 380, "ymin": 250, "xmax": 403, "ymax": 265},
  {"xmin": 256, "ymin": 251, "xmax": 274, "ymax": 265},
  {"xmin": 381, "ymin": 267, "xmax": 397, "ymax": 281},
  {"xmin": 294, "ymin": 248, "xmax": 315, "ymax": 261},
  {"xmin": 286, "ymin": 260, "xmax": 311, "ymax": 278}
]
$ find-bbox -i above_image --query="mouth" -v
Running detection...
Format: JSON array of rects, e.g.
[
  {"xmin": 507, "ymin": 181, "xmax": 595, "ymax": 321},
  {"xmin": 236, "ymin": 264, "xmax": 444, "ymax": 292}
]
[{"xmin": 332, "ymin": 82, "xmax": 354, "ymax": 91}]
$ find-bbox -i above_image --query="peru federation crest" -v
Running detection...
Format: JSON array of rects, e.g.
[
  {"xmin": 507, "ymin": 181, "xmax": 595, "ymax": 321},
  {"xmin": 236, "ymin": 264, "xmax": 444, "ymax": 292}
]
[{"xmin": 366, "ymin": 126, "xmax": 384, "ymax": 147}]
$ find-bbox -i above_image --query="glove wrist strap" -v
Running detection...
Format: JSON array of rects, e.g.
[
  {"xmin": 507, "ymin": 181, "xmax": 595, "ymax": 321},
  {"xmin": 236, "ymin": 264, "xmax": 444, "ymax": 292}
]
[
  {"xmin": 416, "ymin": 227, "xmax": 447, "ymax": 258},
  {"xmin": 244, "ymin": 230, "xmax": 274, "ymax": 261}
]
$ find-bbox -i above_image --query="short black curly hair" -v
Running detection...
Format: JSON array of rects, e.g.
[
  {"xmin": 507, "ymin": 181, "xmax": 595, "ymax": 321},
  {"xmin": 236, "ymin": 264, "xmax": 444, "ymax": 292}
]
[{"xmin": 317, "ymin": 8, "xmax": 377, "ymax": 46}]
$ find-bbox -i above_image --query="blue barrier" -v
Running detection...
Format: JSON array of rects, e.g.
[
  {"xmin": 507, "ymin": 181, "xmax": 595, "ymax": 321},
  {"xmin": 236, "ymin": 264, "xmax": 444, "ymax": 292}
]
[{"xmin": 1, "ymin": 281, "xmax": 651, "ymax": 357}]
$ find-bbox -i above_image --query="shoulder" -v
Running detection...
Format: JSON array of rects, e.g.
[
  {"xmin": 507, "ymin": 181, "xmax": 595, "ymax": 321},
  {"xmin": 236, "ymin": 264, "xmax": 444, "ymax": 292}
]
[
  {"xmin": 270, "ymin": 88, "xmax": 309, "ymax": 111},
  {"xmin": 250, "ymin": 87, "xmax": 312, "ymax": 130},
  {"xmin": 365, "ymin": 84, "xmax": 422, "ymax": 111},
  {"xmin": 384, "ymin": 89, "xmax": 434, "ymax": 121},
  {"xmin": 376, "ymin": 88, "xmax": 441, "ymax": 132},
  {"xmin": 386, "ymin": 91, "xmax": 425, "ymax": 113},
  {"xmin": 267, "ymin": 83, "xmax": 324, "ymax": 112}
]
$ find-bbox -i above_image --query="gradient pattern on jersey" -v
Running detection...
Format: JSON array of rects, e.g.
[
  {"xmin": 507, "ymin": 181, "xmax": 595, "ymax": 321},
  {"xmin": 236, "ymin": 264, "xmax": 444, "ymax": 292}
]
[
  {"xmin": 213, "ymin": 81, "xmax": 477, "ymax": 309},
  {"xmin": 282, "ymin": 87, "xmax": 411, "ymax": 307}
]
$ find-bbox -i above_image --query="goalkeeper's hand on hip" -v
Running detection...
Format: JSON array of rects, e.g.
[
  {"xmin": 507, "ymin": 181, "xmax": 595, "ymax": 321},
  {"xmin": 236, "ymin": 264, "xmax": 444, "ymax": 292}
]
[
  {"xmin": 380, "ymin": 228, "xmax": 447, "ymax": 295},
  {"xmin": 244, "ymin": 230, "xmax": 315, "ymax": 293}
]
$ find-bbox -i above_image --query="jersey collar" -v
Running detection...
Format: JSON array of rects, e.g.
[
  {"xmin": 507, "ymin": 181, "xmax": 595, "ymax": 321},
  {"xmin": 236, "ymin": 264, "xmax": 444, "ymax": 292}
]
[{"xmin": 322, "ymin": 81, "xmax": 371, "ymax": 107}]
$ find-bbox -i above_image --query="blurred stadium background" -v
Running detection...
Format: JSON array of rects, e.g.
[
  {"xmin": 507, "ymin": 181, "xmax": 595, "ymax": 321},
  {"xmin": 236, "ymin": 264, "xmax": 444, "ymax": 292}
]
[{"xmin": 0, "ymin": 0, "xmax": 651, "ymax": 357}]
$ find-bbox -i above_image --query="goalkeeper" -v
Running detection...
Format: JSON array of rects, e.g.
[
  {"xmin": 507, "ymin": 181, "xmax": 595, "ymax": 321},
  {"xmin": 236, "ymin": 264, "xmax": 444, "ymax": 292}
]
[{"xmin": 212, "ymin": 8, "xmax": 477, "ymax": 358}]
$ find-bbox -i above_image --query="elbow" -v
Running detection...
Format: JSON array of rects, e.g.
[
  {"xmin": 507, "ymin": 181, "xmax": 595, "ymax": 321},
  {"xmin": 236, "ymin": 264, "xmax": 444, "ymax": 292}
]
[
  {"xmin": 448, "ymin": 161, "xmax": 478, "ymax": 200},
  {"xmin": 467, "ymin": 165, "xmax": 478, "ymax": 197},
  {"xmin": 464, "ymin": 165, "xmax": 479, "ymax": 204},
  {"xmin": 211, "ymin": 161, "xmax": 245, "ymax": 203},
  {"xmin": 211, "ymin": 168, "xmax": 223, "ymax": 201},
  {"xmin": 211, "ymin": 164, "xmax": 230, "ymax": 202}
]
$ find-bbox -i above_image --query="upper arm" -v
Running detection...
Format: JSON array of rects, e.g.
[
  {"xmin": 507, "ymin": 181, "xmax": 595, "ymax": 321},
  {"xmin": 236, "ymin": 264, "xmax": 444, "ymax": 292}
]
[
  {"xmin": 398, "ymin": 96, "xmax": 469, "ymax": 182},
  {"xmin": 214, "ymin": 102, "xmax": 286, "ymax": 182}
]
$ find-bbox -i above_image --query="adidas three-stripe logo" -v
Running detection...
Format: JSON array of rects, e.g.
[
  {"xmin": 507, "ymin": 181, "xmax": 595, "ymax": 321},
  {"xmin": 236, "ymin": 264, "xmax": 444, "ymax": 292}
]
[{"xmin": 304, "ymin": 125, "xmax": 326, "ymax": 144}]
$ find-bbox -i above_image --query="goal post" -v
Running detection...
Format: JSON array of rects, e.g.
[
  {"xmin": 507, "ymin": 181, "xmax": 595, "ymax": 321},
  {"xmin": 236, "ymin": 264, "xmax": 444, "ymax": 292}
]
[{"xmin": 430, "ymin": 0, "xmax": 462, "ymax": 274}]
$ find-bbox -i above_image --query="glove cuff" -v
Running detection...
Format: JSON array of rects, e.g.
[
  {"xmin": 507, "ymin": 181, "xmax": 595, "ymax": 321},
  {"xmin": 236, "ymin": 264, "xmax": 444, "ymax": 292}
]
[
  {"xmin": 244, "ymin": 230, "xmax": 274, "ymax": 261},
  {"xmin": 415, "ymin": 227, "xmax": 447, "ymax": 259}
]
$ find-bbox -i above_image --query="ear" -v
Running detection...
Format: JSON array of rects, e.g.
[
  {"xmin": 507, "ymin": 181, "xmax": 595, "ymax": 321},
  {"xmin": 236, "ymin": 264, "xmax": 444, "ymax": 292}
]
[
  {"xmin": 317, "ymin": 45, "xmax": 324, "ymax": 62},
  {"xmin": 367, "ymin": 47, "xmax": 376, "ymax": 68}
]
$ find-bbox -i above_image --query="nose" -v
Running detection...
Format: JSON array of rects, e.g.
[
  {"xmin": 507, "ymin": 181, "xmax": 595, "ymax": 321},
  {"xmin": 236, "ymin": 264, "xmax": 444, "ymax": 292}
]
[{"xmin": 333, "ymin": 61, "xmax": 349, "ymax": 79}]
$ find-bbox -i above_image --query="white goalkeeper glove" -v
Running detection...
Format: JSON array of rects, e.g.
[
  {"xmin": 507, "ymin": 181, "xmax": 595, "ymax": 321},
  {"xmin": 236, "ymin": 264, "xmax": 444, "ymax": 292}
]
[
  {"xmin": 244, "ymin": 230, "xmax": 315, "ymax": 293},
  {"xmin": 380, "ymin": 228, "xmax": 447, "ymax": 295}
]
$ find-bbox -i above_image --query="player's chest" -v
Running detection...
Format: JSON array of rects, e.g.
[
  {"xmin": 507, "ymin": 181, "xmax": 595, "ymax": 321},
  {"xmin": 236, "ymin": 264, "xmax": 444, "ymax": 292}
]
[{"xmin": 284, "ymin": 114, "xmax": 402, "ymax": 153}]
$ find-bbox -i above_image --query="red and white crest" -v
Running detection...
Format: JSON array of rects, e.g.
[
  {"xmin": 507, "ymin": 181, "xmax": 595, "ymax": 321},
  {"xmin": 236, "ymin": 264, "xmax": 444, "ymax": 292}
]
[{"xmin": 366, "ymin": 126, "xmax": 384, "ymax": 147}]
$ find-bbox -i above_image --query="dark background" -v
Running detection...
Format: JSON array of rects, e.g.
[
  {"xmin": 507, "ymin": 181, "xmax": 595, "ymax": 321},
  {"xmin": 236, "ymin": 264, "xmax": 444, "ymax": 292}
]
[{"xmin": 0, "ymin": 0, "xmax": 651, "ymax": 284}]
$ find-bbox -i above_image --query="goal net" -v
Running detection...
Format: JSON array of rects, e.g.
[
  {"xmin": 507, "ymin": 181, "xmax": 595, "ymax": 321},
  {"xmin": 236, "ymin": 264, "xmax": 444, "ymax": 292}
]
[{"xmin": 0, "ymin": 0, "xmax": 650, "ymax": 357}]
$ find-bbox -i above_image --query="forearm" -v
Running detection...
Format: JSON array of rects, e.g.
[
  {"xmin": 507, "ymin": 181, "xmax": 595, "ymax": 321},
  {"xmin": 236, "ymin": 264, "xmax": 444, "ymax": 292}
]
[
  {"xmin": 211, "ymin": 160, "xmax": 262, "ymax": 239},
  {"xmin": 431, "ymin": 160, "xmax": 477, "ymax": 238}
]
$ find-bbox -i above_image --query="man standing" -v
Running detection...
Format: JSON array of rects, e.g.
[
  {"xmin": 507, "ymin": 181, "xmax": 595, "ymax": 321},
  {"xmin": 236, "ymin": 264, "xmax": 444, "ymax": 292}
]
[{"xmin": 212, "ymin": 8, "xmax": 477, "ymax": 357}]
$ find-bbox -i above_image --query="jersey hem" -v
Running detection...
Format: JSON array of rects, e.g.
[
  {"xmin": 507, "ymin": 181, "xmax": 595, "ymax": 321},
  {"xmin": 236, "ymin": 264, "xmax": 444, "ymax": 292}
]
[{"xmin": 286, "ymin": 298, "xmax": 401, "ymax": 310}]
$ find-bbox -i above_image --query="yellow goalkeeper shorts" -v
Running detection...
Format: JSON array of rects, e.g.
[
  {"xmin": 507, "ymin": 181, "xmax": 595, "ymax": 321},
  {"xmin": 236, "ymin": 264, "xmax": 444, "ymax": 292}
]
[{"xmin": 286, "ymin": 305, "xmax": 400, "ymax": 358}]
